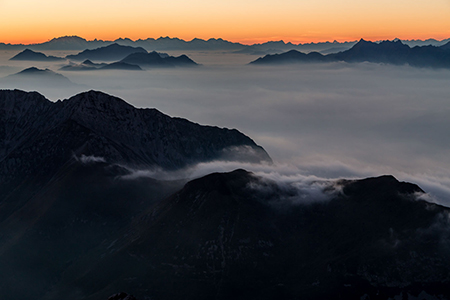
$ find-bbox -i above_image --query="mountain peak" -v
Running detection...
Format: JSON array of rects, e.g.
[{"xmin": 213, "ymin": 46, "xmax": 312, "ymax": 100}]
[
  {"xmin": 342, "ymin": 174, "xmax": 424, "ymax": 200},
  {"xmin": 17, "ymin": 67, "xmax": 53, "ymax": 74},
  {"xmin": 64, "ymin": 90, "xmax": 135, "ymax": 113},
  {"xmin": 49, "ymin": 35, "xmax": 86, "ymax": 42}
]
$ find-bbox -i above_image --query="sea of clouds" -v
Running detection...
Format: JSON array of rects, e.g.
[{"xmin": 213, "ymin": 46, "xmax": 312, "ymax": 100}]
[{"xmin": 2, "ymin": 50, "xmax": 450, "ymax": 205}]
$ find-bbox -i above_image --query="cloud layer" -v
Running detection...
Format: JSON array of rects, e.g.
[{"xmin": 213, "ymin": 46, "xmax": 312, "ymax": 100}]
[{"xmin": 2, "ymin": 50, "xmax": 450, "ymax": 205}]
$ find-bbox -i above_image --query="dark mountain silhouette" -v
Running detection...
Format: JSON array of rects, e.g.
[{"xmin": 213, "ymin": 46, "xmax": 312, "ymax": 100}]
[
  {"xmin": 0, "ymin": 89, "xmax": 269, "ymax": 300},
  {"xmin": 34, "ymin": 169, "xmax": 450, "ymax": 300},
  {"xmin": 250, "ymin": 49, "xmax": 330, "ymax": 64},
  {"xmin": 440, "ymin": 41, "xmax": 450, "ymax": 51},
  {"xmin": 330, "ymin": 39, "xmax": 450, "ymax": 68},
  {"xmin": 0, "ymin": 89, "xmax": 270, "ymax": 188},
  {"xmin": 66, "ymin": 43, "xmax": 147, "ymax": 61},
  {"xmin": 251, "ymin": 39, "xmax": 450, "ymax": 68},
  {"xmin": 1, "ymin": 35, "xmax": 449, "ymax": 54},
  {"xmin": 120, "ymin": 51, "xmax": 198, "ymax": 67},
  {"xmin": 1, "ymin": 89, "xmax": 450, "ymax": 300},
  {"xmin": 9, "ymin": 49, "xmax": 65, "ymax": 61},
  {"xmin": 0, "ymin": 155, "xmax": 185, "ymax": 300}
]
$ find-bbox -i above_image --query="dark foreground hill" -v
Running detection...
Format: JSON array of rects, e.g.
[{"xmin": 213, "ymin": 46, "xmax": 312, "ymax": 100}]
[
  {"xmin": 1, "ymin": 89, "xmax": 449, "ymax": 300},
  {"xmin": 251, "ymin": 39, "xmax": 450, "ymax": 68},
  {"xmin": 21, "ymin": 169, "xmax": 450, "ymax": 300}
]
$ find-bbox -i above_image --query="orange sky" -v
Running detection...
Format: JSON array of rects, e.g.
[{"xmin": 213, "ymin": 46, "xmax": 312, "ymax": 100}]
[{"xmin": 1, "ymin": 0, "xmax": 449, "ymax": 44}]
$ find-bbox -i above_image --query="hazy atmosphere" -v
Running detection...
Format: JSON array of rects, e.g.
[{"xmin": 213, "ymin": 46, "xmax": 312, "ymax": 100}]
[{"xmin": 1, "ymin": 49, "xmax": 450, "ymax": 204}]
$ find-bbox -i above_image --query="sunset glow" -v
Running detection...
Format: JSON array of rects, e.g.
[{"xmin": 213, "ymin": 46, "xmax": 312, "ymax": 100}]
[{"xmin": 1, "ymin": 0, "xmax": 449, "ymax": 44}]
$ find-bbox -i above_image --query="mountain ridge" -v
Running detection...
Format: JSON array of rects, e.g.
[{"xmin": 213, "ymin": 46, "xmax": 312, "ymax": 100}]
[
  {"xmin": 9, "ymin": 49, "xmax": 66, "ymax": 61},
  {"xmin": 251, "ymin": 39, "xmax": 450, "ymax": 68},
  {"xmin": 2, "ymin": 35, "xmax": 448, "ymax": 54},
  {"xmin": 0, "ymin": 89, "xmax": 271, "ymax": 188}
]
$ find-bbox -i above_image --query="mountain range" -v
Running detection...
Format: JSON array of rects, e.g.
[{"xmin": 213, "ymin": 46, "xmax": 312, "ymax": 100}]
[
  {"xmin": 2, "ymin": 35, "xmax": 449, "ymax": 55},
  {"xmin": 119, "ymin": 51, "xmax": 198, "ymax": 67},
  {"xmin": 61, "ymin": 44, "xmax": 197, "ymax": 67},
  {"xmin": 1, "ymin": 90, "xmax": 450, "ymax": 300},
  {"xmin": 251, "ymin": 39, "xmax": 450, "ymax": 68},
  {"xmin": 65, "ymin": 43, "xmax": 148, "ymax": 61}
]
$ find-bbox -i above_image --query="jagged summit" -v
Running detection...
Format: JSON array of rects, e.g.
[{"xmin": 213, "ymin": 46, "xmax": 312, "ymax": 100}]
[
  {"xmin": 252, "ymin": 38, "xmax": 450, "ymax": 68},
  {"xmin": 0, "ymin": 90, "xmax": 271, "ymax": 186}
]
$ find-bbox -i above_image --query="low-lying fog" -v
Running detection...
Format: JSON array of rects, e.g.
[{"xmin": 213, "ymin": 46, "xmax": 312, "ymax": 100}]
[{"xmin": 2, "ymin": 49, "xmax": 450, "ymax": 205}]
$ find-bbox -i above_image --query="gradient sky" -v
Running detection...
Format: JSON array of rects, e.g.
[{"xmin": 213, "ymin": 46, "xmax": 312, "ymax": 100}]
[{"xmin": 1, "ymin": 0, "xmax": 449, "ymax": 44}]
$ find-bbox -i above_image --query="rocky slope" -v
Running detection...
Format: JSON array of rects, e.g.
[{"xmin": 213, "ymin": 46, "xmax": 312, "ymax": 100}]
[
  {"xmin": 43, "ymin": 170, "xmax": 450, "ymax": 300},
  {"xmin": 0, "ymin": 89, "xmax": 270, "ymax": 190}
]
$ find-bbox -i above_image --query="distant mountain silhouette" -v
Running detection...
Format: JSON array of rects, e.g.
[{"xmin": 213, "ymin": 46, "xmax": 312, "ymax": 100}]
[
  {"xmin": 34, "ymin": 35, "xmax": 108, "ymax": 50},
  {"xmin": 251, "ymin": 39, "xmax": 450, "ymax": 68},
  {"xmin": 120, "ymin": 51, "xmax": 198, "ymax": 67},
  {"xmin": 1, "ymin": 35, "xmax": 449, "ymax": 54},
  {"xmin": 66, "ymin": 43, "xmax": 147, "ymax": 61},
  {"xmin": 0, "ymin": 67, "xmax": 77, "ymax": 88},
  {"xmin": 60, "ymin": 60, "xmax": 142, "ymax": 71},
  {"xmin": 9, "ymin": 49, "xmax": 65, "ymax": 61},
  {"xmin": 402, "ymin": 38, "xmax": 450, "ymax": 47},
  {"xmin": 250, "ymin": 49, "xmax": 330, "ymax": 64}
]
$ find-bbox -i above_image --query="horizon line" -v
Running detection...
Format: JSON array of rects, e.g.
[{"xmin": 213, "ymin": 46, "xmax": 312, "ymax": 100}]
[{"xmin": 2, "ymin": 35, "xmax": 450, "ymax": 47}]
